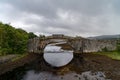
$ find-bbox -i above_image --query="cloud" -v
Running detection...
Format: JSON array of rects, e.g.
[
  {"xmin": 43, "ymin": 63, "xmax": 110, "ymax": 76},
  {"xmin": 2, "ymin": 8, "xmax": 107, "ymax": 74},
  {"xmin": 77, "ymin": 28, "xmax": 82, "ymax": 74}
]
[{"xmin": 0, "ymin": 0, "xmax": 120, "ymax": 37}]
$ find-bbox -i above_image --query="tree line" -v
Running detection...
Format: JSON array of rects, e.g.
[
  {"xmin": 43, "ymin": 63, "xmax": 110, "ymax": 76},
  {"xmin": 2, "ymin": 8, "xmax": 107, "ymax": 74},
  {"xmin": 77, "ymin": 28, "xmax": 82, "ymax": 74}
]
[{"xmin": 0, "ymin": 22, "xmax": 37, "ymax": 55}]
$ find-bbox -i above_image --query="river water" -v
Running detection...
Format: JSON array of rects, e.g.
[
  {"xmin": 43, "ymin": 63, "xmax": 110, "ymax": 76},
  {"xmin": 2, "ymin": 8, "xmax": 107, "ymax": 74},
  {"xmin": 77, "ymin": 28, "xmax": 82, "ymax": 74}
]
[
  {"xmin": 21, "ymin": 42, "xmax": 110, "ymax": 80},
  {"xmin": 43, "ymin": 42, "xmax": 73, "ymax": 67}
]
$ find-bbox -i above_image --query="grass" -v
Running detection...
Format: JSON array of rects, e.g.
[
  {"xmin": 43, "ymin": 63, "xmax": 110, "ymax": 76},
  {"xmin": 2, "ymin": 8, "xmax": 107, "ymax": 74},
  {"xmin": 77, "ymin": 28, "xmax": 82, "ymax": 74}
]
[
  {"xmin": 11, "ymin": 53, "xmax": 28, "ymax": 62},
  {"xmin": 93, "ymin": 51, "xmax": 120, "ymax": 60}
]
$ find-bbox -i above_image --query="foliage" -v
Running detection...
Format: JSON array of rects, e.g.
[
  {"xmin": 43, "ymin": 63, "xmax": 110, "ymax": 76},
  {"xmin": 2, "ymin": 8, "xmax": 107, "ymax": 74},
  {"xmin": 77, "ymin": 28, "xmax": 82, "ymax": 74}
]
[
  {"xmin": 28, "ymin": 32, "xmax": 37, "ymax": 39},
  {"xmin": 0, "ymin": 22, "xmax": 37, "ymax": 55},
  {"xmin": 39, "ymin": 34, "xmax": 45, "ymax": 39}
]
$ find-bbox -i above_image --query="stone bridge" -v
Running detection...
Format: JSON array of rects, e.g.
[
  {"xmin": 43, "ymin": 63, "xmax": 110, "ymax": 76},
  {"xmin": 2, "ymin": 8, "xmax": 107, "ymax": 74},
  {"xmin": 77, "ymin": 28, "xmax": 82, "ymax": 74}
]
[{"xmin": 28, "ymin": 34, "xmax": 118, "ymax": 54}]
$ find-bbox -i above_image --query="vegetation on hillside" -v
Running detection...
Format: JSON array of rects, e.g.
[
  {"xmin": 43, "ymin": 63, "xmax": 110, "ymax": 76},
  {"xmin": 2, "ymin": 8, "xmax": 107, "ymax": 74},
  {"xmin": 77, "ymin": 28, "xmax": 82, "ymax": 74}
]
[{"xmin": 0, "ymin": 22, "xmax": 37, "ymax": 55}]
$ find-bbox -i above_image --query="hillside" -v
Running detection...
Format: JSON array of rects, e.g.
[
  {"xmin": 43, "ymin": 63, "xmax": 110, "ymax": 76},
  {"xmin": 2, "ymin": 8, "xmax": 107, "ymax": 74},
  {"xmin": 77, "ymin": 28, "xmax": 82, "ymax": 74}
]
[{"xmin": 88, "ymin": 34, "xmax": 120, "ymax": 40}]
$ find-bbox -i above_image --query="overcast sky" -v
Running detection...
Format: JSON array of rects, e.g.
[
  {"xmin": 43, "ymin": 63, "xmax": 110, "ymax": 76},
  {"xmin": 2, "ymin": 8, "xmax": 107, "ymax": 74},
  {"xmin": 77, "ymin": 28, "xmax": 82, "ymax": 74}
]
[{"xmin": 0, "ymin": 0, "xmax": 120, "ymax": 37}]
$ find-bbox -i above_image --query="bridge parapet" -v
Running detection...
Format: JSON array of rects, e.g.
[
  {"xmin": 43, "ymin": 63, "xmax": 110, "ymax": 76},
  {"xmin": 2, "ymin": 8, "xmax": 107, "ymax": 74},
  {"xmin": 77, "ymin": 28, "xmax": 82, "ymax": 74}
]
[
  {"xmin": 28, "ymin": 37, "xmax": 40, "ymax": 53},
  {"xmin": 67, "ymin": 37, "xmax": 86, "ymax": 54}
]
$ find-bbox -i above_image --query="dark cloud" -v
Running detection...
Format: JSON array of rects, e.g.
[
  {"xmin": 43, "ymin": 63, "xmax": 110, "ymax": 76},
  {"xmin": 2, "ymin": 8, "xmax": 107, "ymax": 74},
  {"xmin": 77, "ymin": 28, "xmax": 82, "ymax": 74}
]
[
  {"xmin": 2, "ymin": 0, "xmax": 108, "ymax": 17},
  {"xmin": 0, "ymin": 0, "xmax": 120, "ymax": 37}
]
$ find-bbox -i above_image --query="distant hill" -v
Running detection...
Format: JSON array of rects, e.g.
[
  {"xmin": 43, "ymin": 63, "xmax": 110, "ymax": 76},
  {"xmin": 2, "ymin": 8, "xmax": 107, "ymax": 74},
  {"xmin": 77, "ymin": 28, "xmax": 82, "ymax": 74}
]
[{"xmin": 88, "ymin": 34, "xmax": 120, "ymax": 40}]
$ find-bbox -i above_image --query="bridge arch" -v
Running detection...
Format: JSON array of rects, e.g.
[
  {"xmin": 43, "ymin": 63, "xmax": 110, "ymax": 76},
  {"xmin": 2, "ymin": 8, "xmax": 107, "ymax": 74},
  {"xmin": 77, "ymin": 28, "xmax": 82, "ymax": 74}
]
[
  {"xmin": 28, "ymin": 35, "xmax": 85, "ymax": 54},
  {"xmin": 38, "ymin": 38, "xmax": 74, "ymax": 53}
]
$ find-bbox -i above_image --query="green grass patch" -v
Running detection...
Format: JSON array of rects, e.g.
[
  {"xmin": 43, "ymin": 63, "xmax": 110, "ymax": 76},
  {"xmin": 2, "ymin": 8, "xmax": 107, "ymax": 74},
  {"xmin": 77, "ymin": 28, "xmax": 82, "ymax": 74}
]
[
  {"xmin": 11, "ymin": 53, "xmax": 28, "ymax": 62},
  {"xmin": 93, "ymin": 51, "xmax": 120, "ymax": 60}
]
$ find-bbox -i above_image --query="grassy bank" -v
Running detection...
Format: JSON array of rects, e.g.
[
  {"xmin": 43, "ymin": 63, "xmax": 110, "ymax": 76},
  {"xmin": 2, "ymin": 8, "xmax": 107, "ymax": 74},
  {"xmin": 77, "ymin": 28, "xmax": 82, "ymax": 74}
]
[
  {"xmin": 0, "ymin": 53, "xmax": 28, "ymax": 66},
  {"xmin": 11, "ymin": 53, "xmax": 28, "ymax": 62},
  {"xmin": 93, "ymin": 51, "xmax": 120, "ymax": 60}
]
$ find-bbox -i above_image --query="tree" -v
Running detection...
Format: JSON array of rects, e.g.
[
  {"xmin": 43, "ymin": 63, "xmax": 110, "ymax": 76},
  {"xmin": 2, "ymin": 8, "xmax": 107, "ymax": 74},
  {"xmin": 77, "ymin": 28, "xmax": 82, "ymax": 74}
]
[
  {"xmin": 0, "ymin": 23, "xmax": 14, "ymax": 54},
  {"xmin": 14, "ymin": 28, "xmax": 29, "ymax": 54},
  {"xmin": 0, "ymin": 22, "xmax": 36, "ymax": 55},
  {"xmin": 28, "ymin": 32, "xmax": 37, "ymax": 39},
  {"xmin": 39, "ymin": 34, "xmax": 45, "ymax": 39},
  {"xmin": 0, "ymin": 22, "xmax": 38, "ymax": 55}
]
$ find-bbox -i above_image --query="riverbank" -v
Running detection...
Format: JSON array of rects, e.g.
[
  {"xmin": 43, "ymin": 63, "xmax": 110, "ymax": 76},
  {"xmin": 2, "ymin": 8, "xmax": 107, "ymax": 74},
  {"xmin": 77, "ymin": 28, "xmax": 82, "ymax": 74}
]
[
  {"xmin": 0, "ymin": 53, "xmax": 41, "ymax": 75},
  {"xmin": 75, "ymin": 53, "xmax": 120, "ymax": 79},
  {"xmin": 0, "ymin": 54, "xmax": 28, "ymax": 65},
  {"xmin": 0, "ymin": 54, "xmax": 17, "ymax": 64},
  {"xmin": 55, "ymin": 43, "xmax": 120, "ymax": 79},
  {"xmin": 0, "ymin": 53, "xmax": 120, "ymax": 80},
  {"xmin": 93, "ymin": 51, "xmax": 120, "ymax": 60}
]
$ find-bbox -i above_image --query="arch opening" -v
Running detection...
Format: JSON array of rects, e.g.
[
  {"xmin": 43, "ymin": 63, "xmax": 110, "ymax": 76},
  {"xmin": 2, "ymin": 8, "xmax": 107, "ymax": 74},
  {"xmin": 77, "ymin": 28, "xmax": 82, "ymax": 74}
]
[{"xmin": 43, "ymin": 39, "xmax": 74, "ymax": 67}]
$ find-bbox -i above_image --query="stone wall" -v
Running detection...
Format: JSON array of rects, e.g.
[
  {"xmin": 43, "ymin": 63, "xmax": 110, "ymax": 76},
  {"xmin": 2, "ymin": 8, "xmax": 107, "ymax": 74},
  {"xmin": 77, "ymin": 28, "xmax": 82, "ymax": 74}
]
[
  {"xmin": 84, "ymin": 39, "xmax": 117, "ymax": 52},
  {"xmin": 28, "ymin": 37, "xmax": 118, "ymax": 53},
  {"xmin": 28, "ymin": 37, "xmax": 40, "ymax": 53}
]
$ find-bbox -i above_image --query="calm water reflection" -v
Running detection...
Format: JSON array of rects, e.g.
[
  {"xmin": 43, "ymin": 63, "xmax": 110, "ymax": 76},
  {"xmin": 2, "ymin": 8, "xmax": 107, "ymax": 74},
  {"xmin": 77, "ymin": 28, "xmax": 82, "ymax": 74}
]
[{"xmin": 43, "ymin": 42, "xmax": 73, "ymax": 67}]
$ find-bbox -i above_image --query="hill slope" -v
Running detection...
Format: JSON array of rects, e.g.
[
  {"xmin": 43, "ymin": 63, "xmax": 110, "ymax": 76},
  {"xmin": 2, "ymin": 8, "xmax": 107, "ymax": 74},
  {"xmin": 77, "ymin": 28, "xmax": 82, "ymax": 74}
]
[{"xmin": 88, "ymin": 34, "xmax": 120, "ymax": 40}]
